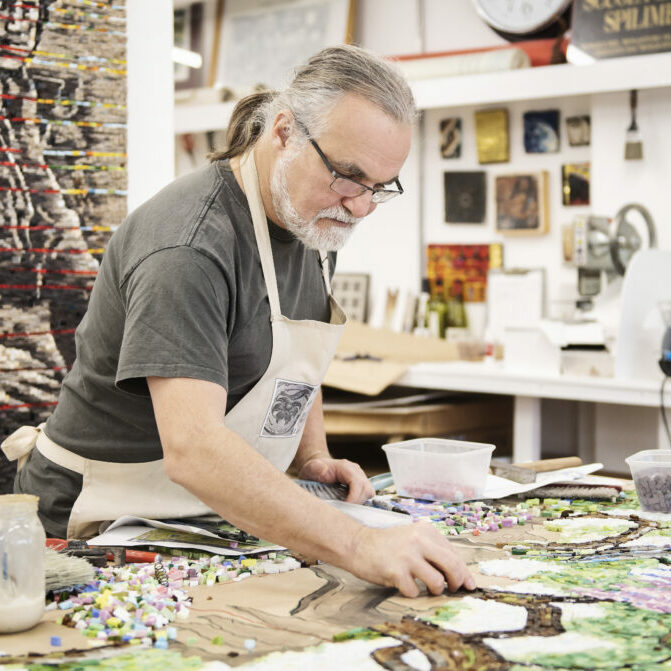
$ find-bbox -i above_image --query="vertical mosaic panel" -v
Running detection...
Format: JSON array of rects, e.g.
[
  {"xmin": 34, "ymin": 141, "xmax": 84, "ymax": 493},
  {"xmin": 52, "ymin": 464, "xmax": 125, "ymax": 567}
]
[{"xmin": 0, "ymin": 0, "xmax": 127, "ymax": 490}]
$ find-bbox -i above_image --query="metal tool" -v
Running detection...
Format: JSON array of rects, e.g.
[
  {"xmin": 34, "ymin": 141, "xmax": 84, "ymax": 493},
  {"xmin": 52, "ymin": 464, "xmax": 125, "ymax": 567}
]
[
  {"xmin": 489, "ymin": 457, "xmax": 583, "ymax": 484},
  {"xmin": 296, "ymin": 472, "xmax": 394, "ymax": 501}
]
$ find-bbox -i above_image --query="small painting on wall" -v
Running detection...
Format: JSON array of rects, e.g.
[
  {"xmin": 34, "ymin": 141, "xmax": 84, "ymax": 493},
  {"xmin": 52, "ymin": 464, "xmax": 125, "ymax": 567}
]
[
  {"xmin": 331, "ymin": 273, "xmax": 369, "ymax": 323},
  {"xmin": 439, "ymin": 117, "xmax": 462, "ymax": 158},
  {"xmin": 495, "ymin": 171, "xmax": 549, "ymax": 235},
  {"xmin": 562, "ymin": 162, "xmax": 591, "ymax": 205},
  {"xmin": 566, "ymin": 115, "xmax": 591, "ymax": 146},
  {"xmin": 475, "ymin": 108, "xmax": 509, "ymax": 164},
  {"xmin": 444, "ymin": 171, "xmax": 486, "ymax": 224},
  {"xmin": 523, "ymin": 109, "xmax": 560, "ymax": 153}
]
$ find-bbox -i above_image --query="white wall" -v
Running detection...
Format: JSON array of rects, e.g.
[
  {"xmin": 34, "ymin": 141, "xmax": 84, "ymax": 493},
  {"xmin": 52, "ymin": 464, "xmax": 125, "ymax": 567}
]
[
  {"xmin": 335, "ymin": 0, "xmax": 671, "ymax": 345},
  {"xmin": 127, "ymin": 0, "xmax": 175, "ymax": 212}
]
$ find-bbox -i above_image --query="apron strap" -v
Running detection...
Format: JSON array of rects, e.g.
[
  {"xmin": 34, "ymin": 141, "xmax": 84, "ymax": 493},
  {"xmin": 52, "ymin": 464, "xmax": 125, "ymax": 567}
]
[
  {"xmin": 1, "ymin": 423, "xmax": 45, "ymax": 471},
  {"xmin": 240, "ymin": 148, "xmax": 334, "ymax": 315},
  {"xmin": 318, "ymin": 251, "xmax": 332, "ymax": 295},
  {"xmin": 240, "ymin": 149, "xmax": 282, "ymax": 319}
]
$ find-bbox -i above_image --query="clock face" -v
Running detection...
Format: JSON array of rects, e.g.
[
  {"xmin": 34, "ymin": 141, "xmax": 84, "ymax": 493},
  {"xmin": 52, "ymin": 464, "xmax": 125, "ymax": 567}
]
[{"xmin": 473, "ymin": 0, "xmax": 573, "ymax": 35}]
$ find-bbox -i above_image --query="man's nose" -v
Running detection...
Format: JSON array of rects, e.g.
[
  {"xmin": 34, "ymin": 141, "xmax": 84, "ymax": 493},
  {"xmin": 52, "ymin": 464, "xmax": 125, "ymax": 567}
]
[{"xmin": 342, "ymin": 191, "xmax": 376, "ymax": 219}]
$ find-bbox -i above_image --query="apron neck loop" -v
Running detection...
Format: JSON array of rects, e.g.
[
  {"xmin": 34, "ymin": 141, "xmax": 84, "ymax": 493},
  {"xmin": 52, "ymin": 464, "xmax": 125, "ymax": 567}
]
[{"xmin": 240, "ymin": 148, "xmax": 282, "ymax": 319}]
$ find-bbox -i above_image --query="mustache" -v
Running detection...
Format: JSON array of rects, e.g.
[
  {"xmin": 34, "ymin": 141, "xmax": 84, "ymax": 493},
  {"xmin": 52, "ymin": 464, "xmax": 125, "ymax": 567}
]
[{"xmin": 313, "ymin": 207, "xmax": 361, "ymax": 226}]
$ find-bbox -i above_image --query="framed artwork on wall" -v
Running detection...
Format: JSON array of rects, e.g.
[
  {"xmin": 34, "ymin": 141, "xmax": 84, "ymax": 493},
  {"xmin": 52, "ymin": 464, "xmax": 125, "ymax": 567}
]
[
  {"xmin": 173, "ymin": 1, "xmax": 206, "ymax": 90},
  {"xmin": 475, "ymin": 108, "xmax": 509, "ymax": 164},
  {"xmin": 562, "ymin": 162, "xmax": 591, "ymax": 205},
  {"xmin": 523, "ymin": 109, "xmax": 560, "ymax": 153},
  {"xmin": 331, "ymin": 273, "xmax": 369, "ymax": 323},
  {"xmin": 566, "ymin": 115, "xmax": 591, "ymax": 146},
  {"xmin": 444, "ymin": 171, "xmax": 486, "ymax": 224},
  {"xmin": 439, "ymin": 117, "xmax": 462, "ymax": 159},
  {"xmin": 495, "ymin": 171, "xmax": 549, "ymax": 235},
  {"xmin": 214, "ymin": 0, "xmax": 357, "ymax": 92}
]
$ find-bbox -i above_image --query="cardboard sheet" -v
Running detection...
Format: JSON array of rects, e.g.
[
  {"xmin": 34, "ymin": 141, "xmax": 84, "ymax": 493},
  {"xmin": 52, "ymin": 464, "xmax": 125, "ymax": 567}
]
[{"xmin": 324, "ymin": 321, "xmax": 460, "ymax": 395}]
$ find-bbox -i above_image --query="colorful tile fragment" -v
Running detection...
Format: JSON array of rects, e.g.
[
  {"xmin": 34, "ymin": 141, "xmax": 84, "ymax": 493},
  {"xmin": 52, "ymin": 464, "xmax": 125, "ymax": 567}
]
[{"xmin": 50, "ymin": 553, "xmax": 300, "ymax": 645}]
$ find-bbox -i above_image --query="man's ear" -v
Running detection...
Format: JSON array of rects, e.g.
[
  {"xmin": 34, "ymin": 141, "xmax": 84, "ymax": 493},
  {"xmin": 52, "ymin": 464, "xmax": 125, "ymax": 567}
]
[{"xmin": 271, "ymin": 110, "xmax": 294, "ymax": 148}]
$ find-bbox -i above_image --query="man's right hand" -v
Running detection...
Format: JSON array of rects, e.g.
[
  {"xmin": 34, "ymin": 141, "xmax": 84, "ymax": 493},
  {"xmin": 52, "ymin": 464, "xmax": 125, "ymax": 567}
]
[{"xmin": 345, "ymin": 522, "xmax": 476, "ymax": 598}]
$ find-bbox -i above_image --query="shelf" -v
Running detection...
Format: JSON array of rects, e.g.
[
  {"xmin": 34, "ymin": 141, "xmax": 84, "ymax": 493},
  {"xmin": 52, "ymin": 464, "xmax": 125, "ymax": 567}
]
[
  {"xmin": 173, "ymin": 52, "xmax": 671, "ymax": 133},
  {"xmin": 400, "ymin": 361, "xmax": 670, "ymax": 408},
  {"xmin": 411, "ymin": 51, "xmax": 671, "ymax": 110},
  {"xmin": 174, "ymin": 99, "xmax": 235, "ymax": 134}
]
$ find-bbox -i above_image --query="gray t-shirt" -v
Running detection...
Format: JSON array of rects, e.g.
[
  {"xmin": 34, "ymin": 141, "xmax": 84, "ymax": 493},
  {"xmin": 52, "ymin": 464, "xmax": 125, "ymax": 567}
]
[{"xmin": 44, "ymin": 160, "xmax": 335, "ymax": 462}]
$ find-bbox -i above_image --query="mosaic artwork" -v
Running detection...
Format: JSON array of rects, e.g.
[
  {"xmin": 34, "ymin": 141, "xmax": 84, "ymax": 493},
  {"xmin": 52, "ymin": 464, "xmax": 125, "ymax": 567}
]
[
  {"xmin": 0, "ymin": 0, "xmax": 127, "ymax": 490},
  {"xmin": 3, "ymin": 489, "xmax": 668, "ymax": 669}
]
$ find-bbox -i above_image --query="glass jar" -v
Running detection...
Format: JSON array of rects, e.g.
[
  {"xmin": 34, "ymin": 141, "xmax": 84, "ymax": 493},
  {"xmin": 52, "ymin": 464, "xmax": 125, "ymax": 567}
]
[{"xmin": 0, "ymin": 494, "xmax": 45, "ymax": 633}]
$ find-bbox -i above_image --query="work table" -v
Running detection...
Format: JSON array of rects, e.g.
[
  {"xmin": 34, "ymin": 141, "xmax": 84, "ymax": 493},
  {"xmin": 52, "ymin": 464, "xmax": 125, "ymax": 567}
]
[{"xmin": 3, "ymin": 486, "xmax": 671, "ymax": 669}]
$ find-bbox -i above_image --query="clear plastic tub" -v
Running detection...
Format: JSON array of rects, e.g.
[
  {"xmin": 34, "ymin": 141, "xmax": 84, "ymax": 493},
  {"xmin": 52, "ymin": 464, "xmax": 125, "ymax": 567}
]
[
  {"xmin": 625, "ymin": 449, "xmax": 671, "ymax": 513},
  {"xmin": 382, "ymin": 438, "xmax": 495, "ymax": 502}
]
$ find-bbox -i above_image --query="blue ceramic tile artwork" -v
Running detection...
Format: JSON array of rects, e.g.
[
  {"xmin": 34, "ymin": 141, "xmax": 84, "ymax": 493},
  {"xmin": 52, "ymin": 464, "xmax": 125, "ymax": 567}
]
[{"xmin": 524, "ymin": 109, "xmax": 560, "ymax": 153}]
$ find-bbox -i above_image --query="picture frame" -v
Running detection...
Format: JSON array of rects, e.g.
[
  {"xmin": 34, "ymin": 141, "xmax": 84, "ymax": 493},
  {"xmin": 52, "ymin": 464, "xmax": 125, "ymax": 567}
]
[
  {"xmin": 439, "ymin": 117, "xmax": 462, "ymax": 159},
  {"xmin": 214, "ymin": 0, "xmax": 357, "ymax": 92},
  {"xmin": 444, "ymin": 171, "xmax": 486, "ymax": 224},
  {"xmin": 495, "ymin": 171, "xmax": 549, "ymax": 235},
  {"xmin": 562, "ymin": 162, "xmax": 591, "ymax": 206},
  {"xmin": 427, "ymin": 244, "xmax": 503, "ymax": 304},
  {"xmin": 566, "ymin": 115, "xmax": 591, "ymax": 147},
  {"xmin": 475, "ymin": 108, "xmax": 509, "ymax": 164},
  {"xmin": 523, "ymin": 109, "xmax": 560, "ymax": 153},
  {"xmin": 331, "ymin": 272, "xmax": 369, "ymax": 323},
  {"xmin": 173, "ymin": 1, "xmax": 206, "ymax": 90}
]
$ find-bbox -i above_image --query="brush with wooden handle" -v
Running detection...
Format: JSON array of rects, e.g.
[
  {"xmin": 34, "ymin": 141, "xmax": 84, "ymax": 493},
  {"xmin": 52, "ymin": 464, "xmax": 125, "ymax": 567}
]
[{"xmin": 490, "ymin": 456, "xmax": 583, "ymax": 484}]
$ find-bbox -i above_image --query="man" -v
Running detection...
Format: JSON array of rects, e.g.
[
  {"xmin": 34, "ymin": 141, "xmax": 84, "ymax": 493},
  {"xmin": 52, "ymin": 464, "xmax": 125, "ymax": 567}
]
[{"xmin": 4, "ymin": 45, "xmax": 475, "ymax": 598}]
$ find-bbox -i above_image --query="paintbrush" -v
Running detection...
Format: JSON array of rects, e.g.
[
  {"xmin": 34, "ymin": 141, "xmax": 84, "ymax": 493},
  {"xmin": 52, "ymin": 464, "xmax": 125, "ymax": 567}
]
[
  {"xmin": 45, "ymin": 548, "xmax": 95, "ymax": 592},
  {"xmin": 490, "ymin": 457, "xmax": 583, "ymax": 484},
  {"xmin": 625, "ymin": 89, "xmax": 643, "ymax": 160}
]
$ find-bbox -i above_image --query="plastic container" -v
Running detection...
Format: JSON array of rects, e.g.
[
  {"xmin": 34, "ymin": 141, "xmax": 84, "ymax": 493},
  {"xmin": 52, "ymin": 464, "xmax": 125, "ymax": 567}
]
[
  {"xmin": 0, "ymin": 494, "xmax": 46, "ymax": 633},
  {"xmin": 382, "ymin": 438, "xmax": 495, "ymax": 502},
  {"xmin": 625, "ymin": 450, "xmax": 671, "ymax": 513}
]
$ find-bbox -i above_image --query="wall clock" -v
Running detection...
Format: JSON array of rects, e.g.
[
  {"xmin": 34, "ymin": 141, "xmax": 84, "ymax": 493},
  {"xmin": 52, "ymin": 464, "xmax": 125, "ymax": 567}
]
[{"xmin": 472, "ymin": 0, "xmax": 573, "ymax": 40}]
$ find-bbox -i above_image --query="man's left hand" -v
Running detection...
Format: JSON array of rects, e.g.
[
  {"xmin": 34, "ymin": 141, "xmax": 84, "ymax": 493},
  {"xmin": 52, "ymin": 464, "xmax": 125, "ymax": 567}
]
[{"xmin": 297, "ymin": 457, "xmax": 375, "ymax": 503}]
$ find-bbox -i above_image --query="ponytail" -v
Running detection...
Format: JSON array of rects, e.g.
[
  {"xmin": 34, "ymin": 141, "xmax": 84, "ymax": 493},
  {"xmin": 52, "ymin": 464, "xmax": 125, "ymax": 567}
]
[
  {"xmin": 209, "ymin": 45, "xmax": 415, "ymax": 163},
  {"xmin": 208, "ymin": 91, "xmax": 275, "ymax": 162}
]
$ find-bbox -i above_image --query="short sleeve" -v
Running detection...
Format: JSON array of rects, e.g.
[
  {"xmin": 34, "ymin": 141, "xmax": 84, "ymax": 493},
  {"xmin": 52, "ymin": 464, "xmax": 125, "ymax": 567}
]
[{"xmin": 116, "ymin": 246, "xmax": 231, "ymax": 395}]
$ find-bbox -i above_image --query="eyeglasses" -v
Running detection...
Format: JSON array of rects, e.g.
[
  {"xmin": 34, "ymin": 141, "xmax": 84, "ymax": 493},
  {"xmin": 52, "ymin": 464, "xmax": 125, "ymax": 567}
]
[{"xmin": 308, "ymin": 137, "xmax": 404, "ymax": 204}]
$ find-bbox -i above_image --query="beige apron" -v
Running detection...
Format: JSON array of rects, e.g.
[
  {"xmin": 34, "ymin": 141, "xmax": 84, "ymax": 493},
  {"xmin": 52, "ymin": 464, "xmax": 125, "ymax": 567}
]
[{"xmin": 2, "ymin": 147, "xmax": 347, "ymax": 538}]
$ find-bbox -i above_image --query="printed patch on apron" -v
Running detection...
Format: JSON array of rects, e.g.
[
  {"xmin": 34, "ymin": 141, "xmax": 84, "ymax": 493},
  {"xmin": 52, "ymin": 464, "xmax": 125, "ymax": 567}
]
[{"xmin": 261, "ymin": 379, "xmax": 319, "ymax": 438}]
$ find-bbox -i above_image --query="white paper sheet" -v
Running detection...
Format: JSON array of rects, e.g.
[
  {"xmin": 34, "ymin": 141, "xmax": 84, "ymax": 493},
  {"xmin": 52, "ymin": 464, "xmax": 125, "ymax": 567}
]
[
  {"xmin": 88, "ymin": 516, "xmax": 284, "ymax": 556},
  {"xmin": 482, "ymin": 463, "xmax": 604, "ymax": 499}
]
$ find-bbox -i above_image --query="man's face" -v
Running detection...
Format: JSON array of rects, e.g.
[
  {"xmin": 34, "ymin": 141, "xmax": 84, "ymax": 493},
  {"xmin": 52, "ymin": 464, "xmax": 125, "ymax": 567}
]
[{"xmin": 270, "ymin": 94, "xmax": 412, "ymax": 251}]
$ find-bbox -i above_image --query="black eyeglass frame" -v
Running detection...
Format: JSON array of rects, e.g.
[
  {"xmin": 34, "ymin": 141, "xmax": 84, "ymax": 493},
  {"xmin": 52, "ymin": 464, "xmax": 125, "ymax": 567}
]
[{"xmin": 307, "ymin": 138, "xmax": 404, "ymax": 204}]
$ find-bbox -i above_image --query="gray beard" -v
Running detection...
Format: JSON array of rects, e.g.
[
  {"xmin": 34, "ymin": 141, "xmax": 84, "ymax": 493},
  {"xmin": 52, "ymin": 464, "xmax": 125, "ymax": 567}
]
[{"xmin": 270, "ymin": 153, "xmax": 361, "ymax": 252}]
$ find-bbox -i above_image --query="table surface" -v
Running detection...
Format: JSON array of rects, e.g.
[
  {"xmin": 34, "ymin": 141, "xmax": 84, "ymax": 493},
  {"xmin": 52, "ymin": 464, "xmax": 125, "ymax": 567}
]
[
  {"xmin": 5, "ymin": 486, "xmax": 671, "ymax": 669},
  {"xmin": 401, "ymin": 361, "xmax": 671, "ymax": 407}
]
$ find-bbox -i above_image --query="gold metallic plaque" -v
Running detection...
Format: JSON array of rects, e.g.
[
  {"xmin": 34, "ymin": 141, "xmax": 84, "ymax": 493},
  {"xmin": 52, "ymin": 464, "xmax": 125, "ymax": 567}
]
[{"xmin": 475, "ymin": 108, "xmax": 510, "ymax": 164}]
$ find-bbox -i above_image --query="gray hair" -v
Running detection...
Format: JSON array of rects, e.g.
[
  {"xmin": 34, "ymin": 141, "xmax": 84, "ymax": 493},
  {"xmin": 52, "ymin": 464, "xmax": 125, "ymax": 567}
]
[{"xmin": 210, "ymin": 44, "xmax": 415, "ymax": 161}]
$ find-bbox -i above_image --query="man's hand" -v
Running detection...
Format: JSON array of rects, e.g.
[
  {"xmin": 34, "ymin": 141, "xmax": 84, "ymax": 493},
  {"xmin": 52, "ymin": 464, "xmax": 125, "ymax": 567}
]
[
  {"xmin": 348, "ymin": 522, "xmax": 477, "ymax": 598},
  {"xmin": 297, "ymin": 457, "xmax": 375, "ymax": 503}
]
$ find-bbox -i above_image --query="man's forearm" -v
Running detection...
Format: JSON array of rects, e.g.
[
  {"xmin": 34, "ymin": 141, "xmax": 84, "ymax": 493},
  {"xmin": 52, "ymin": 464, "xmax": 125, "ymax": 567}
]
[{"xmin": 165, "ymin": 421, "xmax": 362, "ymax": 568}]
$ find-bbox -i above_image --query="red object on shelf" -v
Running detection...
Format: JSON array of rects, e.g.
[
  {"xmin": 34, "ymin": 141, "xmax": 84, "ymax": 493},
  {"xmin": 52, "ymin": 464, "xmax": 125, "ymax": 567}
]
[{"xmin": 391, "ymin": 37, "xmax": 568, "ymax": 68}]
